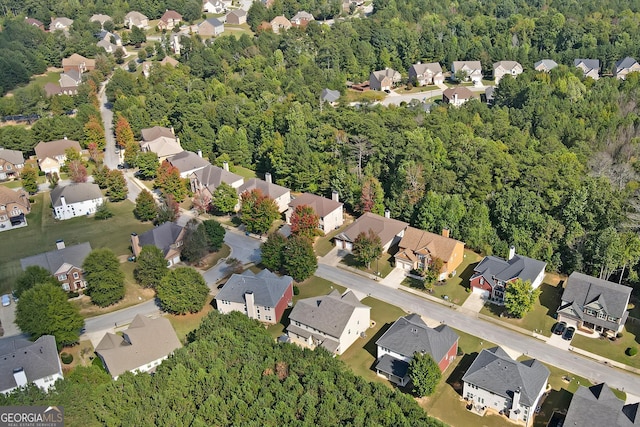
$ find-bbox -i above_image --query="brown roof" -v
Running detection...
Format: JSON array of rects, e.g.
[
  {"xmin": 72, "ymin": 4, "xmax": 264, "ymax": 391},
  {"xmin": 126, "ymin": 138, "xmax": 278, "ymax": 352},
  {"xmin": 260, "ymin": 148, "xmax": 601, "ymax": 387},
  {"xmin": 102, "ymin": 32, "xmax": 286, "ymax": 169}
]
[
  {"xmin": 34, "ymin": 139, "xmax": 82, "ymax": 160},
  {"xmin": 0, "ymin": 187, "xmax": 30, "ymax": 209},
  {"xmin": 289, "ymin": 193, "xmax": 342, "ymax": 218},
  {"xmin": 443, "ymin": 86, "xmax": 474, "ymax": 100},
  {"xmin": 0, "ymin": 147, "xmax": 24, "ymax": 165},
  {"xmin": 141, "ymin": 126, "xmax": 174, "ymax": 142},
  {"xmin": 160, "ymin": 10, "xmax": 182, "ymax": 21},
  {"xmin": 336, "ymin": 212, "xmax": 408, "ymax": 246},
  {"xmin": 95, "ymin": 315, "xmax": 182, "ymax": 378},
  {"xmin": 398, "ymin": 226, "xmax": 463, "ymax": 263},
  {"xmin": 160, "ymin": 56, "xmax": 179, "ymax": 67},
  {"xmin": 61, "ymin": 53, "xmax": 95, "ymax": 70}
]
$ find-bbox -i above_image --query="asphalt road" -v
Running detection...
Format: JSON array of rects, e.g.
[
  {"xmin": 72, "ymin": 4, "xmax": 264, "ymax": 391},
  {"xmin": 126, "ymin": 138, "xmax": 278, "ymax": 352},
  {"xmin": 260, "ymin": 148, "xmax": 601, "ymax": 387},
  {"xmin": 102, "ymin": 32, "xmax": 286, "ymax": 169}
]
[
  {"xmin": 315, "ymin": 263, "xmax": 640, "ymax": 397},
  {"xmin": 380, "ymin": 85, "xmax": 488, "ymax": 106}
]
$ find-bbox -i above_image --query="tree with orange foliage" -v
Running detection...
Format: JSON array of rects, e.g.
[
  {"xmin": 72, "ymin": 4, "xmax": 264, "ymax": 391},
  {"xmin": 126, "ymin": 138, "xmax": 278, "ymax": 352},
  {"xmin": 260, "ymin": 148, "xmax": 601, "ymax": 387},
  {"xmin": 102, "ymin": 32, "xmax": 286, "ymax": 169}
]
[
  {"xmin": 68, "ymin": 160, "xmax": 88, "ymax": 183},
  {"xmin": 84, "ymin": 115, "xmax": 106, "ymax": 150},
  {"xmin": 115, "ymin": 113, "xmax": 134, "ymax": 149},
  {"xmin": 240, "ymin": 189, "xmax": 279, "ymax": 234},
  {"xmin": 290, "ymin": 205, "xmax": 321, "ymax": 239},
  {"xmin": 155, "ymin": 160, "xmax": 188, "ymax": 202}
]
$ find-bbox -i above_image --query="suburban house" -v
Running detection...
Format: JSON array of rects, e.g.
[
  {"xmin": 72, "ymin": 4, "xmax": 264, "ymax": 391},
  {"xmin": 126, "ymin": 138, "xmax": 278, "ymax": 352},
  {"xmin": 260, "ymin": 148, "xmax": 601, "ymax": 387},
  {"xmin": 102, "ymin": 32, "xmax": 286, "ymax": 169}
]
[
  {"xmin": 484, "ymin": 86, "xmax": 495, "ymax": 104},
  {"xmin": 290, "ymin": 11, "xmax": 314, "ymax": 27},
  {"xmin": 443, "ymin": 86, "xmax": 474, "ymax": 107},
  {"xmin": 190, "ymin": 162, "xmax": 244, "ymax": 201},
  {"xmin": 140, "ymin": 126, "xmax": 183, "ymax": 162},
  {"xmin": 124, "ymin": 11, "xmax": 149, "ymax": 29},
  {"xmin": 556, "ymin": 272, "xmax": 632, "ymax": 336},
  {"xmin": 574, "ymin": 59, "xmax": 600, "ymax": 80},
  {"xmin": 270, "ymin": 16, "xmax": 292, "ymax": 33},
  {"xmin": 95, "ymin": 315, "xmax": 181, "ymax": 380},
  {"xmin": 203, "ymin": 0, "xmax": 226, "ymax": 13},
  {"xmin": 0, "ymin": 147, "xmax": 24, "ymax": 180},
  {"xmin": 374, "ymin": 314, "xmax": 458, "ymax": 386},
  {"xmin": 131, "ymin": 222, "xmax": 185, "ymax": 266},
  {"xmin": 198, "ymin": 18, "xmax": 224, "ymax": 37},
  {"xmin": 89, "ymin": 14, "xmax": 112, "ymax": 27},
  {"xmin": 97, "ymin": 38, "xmax": 124, "ymax": 55},
  {"xmin": 493, "ymin": 61, "xmax": 523, "ymax": 84},
  {"xmin": 50, "ymin": 183, "xmax": 104, "ymax": 220},
  {"xmin": 320, "ymin": 88, "xmax": 340, "ymax": 107},
  {"xmin": 237, "ymin": 174, "xmax": 291, "ymax": 213},
  {"xmin": 334, "ymin": 211, "xmax": 408, "ymax": 252},
  {"xmin": 34, "ymin": 138, "xmax": 82, "ymax": 175},
  {"xmin": 57, "ymin": 70, "xmax": 83, "ymax": 94},
  {"xmin": 394, "ymin": 227, "xmax": 465, "ymax": 280},
  {"xmin": 225, "ymin": 9, "xmax": 247, "ymax": 25},
  {"xmin": 25, "ymin": 17, "xmax": 45, "ymax": 30},
  {"xmin": 158, "ymin": 10, "xmax": 182, "ymax": 31},
  {"xmin": 287, "ymin": 290, "xmax": 371, "ymax": 355},
  {"xmin": 408, "ymin": 62, "xmax": 444, "ymax": 86},
  {"xmin": 167, "ymin": 150, "xmax": 209, "ymax": 178},
  {"xmin": 97, "ymin": 30, "xmax": 123, "ymax": 46},
  {"xmin": 469, "ymin": 247, "xmax": 547, "ymax": 304},
  {"xmin": 215, "ymin": 269, "xmax": 294, "ymax": 324},
  {"xmin": 614, "ymin": 56, "xmax": 640, "ymax": 80},
  {"xmin": 62, "ymin": 53, "xmax": 96, "ymax": 73},
  {"xmin": 50, "ymin": 17, "xmax": 73, "ymax": 31},
  {"xmin": 369, "ymin": 68, "xmax": 401, "ymax": 91},
  {"xmin": 161, "ymin": 56, "xmax": 179, "ymax": 67},
  {"xmin": 451, "ymin": 61, "xmax": 483, "ymax": 85},
  {"xmin": 564, "ymin": 383, "xmax": 640, "ymax": 427},
  {"xmin": 0, "ymin": 187, "xmax": 30, "ymax": 230},
  {"xmin": 0, "ymin": 335, "xmax": 63, "ymax": 395},
  {"xmin": 533, "ymin": 59, "xmax": 558, "ymax": 72},
  {"xmin": 20, "ymin": 240, "xmax": 92, "ymax": 292},
  {"xmin": 285, "ymin": 191, "xmax": 343, "ymax": 234},
  {"xmin": 462, "ymin": 346, "xmax": 549, "ymax": 427}
]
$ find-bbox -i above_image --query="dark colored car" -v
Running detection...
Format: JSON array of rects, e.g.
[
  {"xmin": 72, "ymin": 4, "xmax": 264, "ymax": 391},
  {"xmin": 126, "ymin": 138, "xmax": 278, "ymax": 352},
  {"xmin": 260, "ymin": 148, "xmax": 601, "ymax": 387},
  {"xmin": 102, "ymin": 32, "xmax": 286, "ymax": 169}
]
[
  {"xmin": 117, "ymin": 164, "xmax": 125, "ymax": 170},
  {"xmin": 563, "ymin": 326, "xmax": 575, "ymax": 341},
  {"xmin": 554, "ymin": 321, "xmax": 567, "ymax": 335}
]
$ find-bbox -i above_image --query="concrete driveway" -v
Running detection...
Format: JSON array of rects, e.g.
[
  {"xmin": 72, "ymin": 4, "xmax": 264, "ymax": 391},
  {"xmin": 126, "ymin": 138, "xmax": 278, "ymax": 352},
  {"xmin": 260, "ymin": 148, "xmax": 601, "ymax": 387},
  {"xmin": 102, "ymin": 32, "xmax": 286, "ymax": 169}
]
[
  {"xmin": 0, "ymin": 302, "xmax": 20, "ymax": 337},
  {"xmin": 460, "ymin": 291, "xmax": 486, "ymax": 313}
]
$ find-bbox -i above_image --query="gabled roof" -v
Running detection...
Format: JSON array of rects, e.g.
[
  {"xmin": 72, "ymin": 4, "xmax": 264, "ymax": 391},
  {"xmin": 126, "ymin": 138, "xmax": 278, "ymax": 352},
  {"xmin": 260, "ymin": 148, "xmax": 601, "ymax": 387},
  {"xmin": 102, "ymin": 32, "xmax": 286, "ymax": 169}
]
[
  {"xmin": 493, "ymin": 60, "xmax": 522, "ymax": 71},
  {"xmin": 288, "ymin": 193, "xmax": 342, "ymax": 218},
  {"xmin": 291, "ymin": 11, "xmax": 314, "ymax": 22},
  {"xmin": 20, "ymin": 242, "xmax": 92, "ymax": 274},
  {"xmin": 574, "ymin": 58, "xmax": 600, "ymax": 71},
  {"xmin": 216, "ymin": 269, "xmax": 292, "ymax": 307},
  {"xmin": 89, "ymin": 14, "xmax": 112, "ymax": 24},
  {"xmin": 160, "ymin": 10, "xmax": 182, "ymax": 21},
  {"xmin": 238, "ymin": 178, "xmax": 290, "ymax": 200},
  {"xmin": 160, "ymin": 56, "xmax": 179, "ymax": 67},
  {"xmin": 0, "ymin": 187, "xmax": 29, "ymax": 209},
  {"xmin": 452, "ymin": 61, "xmax": 482, "ymax": 73},
  {"xmin": 34, "ymin": 139, "xmax": 82, "ymax": 160},
  {"xmin": 227, "ymin": 9, "xmax": 247, "ymax": 18},
  {"xmin": 95, "ymin": 315, "xmax": 181, "ymax": 378},
  {"xmin": 473, "ymin": 253, "xmax": 546, "ymax": 285},
  {"xmin": 335, "ymin": 212, "xmax": 408, "ymax": 245},
  {"xmin": 124, "ymin": 11, "xmax": 148, "ymax": 22},
  {"xmin": 616, "ymin": 56, "xmax": 639, "ymax": 71},
  {"xmin": 62, "ymin": 53, "xmax": 95, "ymax": 69},
  {"xmin": 0, "ymin": 147, "xmax": 24, "ymax": 165},
  {"xmin": 409, "ymin": 62, "xmax": 443, "ymax": 76},
  {"xmin": 50, "ymin": 17, "xmax": 73, "ymax": 29},
  {"xmin": 462, "ymin": 346, "xmax": 549, "ymax": 407},
  {"xmin": 564, "ymin": 383, "xmax": 640, "ymax": 427},
  {"xmin": 0, "ymin": 335, "xmax": 62, "ymax": 393},
  {"xmin": 192, "ymin": 164, "xmax": 243, "ymax": 191},
  {"xmin": 561, "ymin": 272, "xmax": 632, "ymax": 320},
  {"xmin": 141, "ymin": 126, "xmax": 174, "ymax": 142},
  {"xmin": 50, "ymin": 183, "xmax": 103, "ymax": 207},
  {"xmin": 397, "ymin": 226, "xmax": 463, "ymax": 264},
  {"xmin": 376, "ymin": 314, "xmax": 458, "ymax": 362},
  {"xmin": 371, "ymin": 68, "xmax": 401, "ymax": 83},
  {"xmin": 167, "ymin": 151, "xmax": 209, "ymax": 173},
  {"xmin": 443, "ymin": 86, "xmax": 474, "ymax": 100},
  {"xmin": 201, "ymin": 17, "xmax": 224, "ymax": 28},
  {"xmin": 25, "ymin": 17, "xmax": 43, "ymax": 27},
  {"xmin": 141, "ymin": 137, "xmax": 183, "ymax": 158},
  {"xmin": 534, "ymin": 59, "xmax": 558, "ymax": 71},
  {"xmin": 137, "ymin": 222, "xmax": 184, "ymax": 257},
  {"xmin": 271, "ymin": 16, "xmax": 292, "ymax": 27},
  {"xmin": 321, "ymin": 88, "xmax": 340, "ymax": 103},
  {"xmin": 289, "ymin": 290, "xmax": 370, "ymax": 339}
]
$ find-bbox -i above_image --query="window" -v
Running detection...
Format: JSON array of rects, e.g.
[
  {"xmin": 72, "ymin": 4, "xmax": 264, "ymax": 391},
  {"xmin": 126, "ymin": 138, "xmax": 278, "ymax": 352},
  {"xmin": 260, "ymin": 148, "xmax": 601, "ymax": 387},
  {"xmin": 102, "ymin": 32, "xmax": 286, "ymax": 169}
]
[
  {"xmin": 73, "ymin": 272, "xmax": 79, "ymax": 279},
  {"xmin": 62, "ymin": 283, "xmax": 70, "ymax": 291},
  {"xmin": 58, "ymin": 274, "xmax": 67, "ymax": 281},
  {"xmin": 5, "ymin": 164, "xmax": 11, "ymax": 170},
  {"xmin": 597, "ymin": 312, "xmax": 607, "ymax": 320},
  {"xmin": 266, "ymin": 316, "xmax": 272, "ymax": 321}
]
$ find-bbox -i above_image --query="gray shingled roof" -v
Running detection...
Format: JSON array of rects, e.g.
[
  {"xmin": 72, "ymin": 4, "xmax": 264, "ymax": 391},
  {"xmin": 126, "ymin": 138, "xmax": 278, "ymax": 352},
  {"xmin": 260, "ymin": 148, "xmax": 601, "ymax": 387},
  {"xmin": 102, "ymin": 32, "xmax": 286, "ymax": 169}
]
[
  {"xmin": 335, "ymin": 212, "xmax": 408, "ymax": 245},
  {"xmin": 289, "ymin": 192, "xmax": 342, "ymax": 218},
  {"xmin": 321, "ymin": 88, "xmax": 340, "ymax": 103},
  {"xmin": 462, "ymin": 347, "xmax": 549, "ymax": 407},
  {"xmin": 616, "ymin": 56, "xmax": 639, "ymax": 71},
  {"xmin": 473, "ymin": 253, "xmax": 546, "ymax": 285},
  {"xmin": 216, "ymin": 269, "xmax": 292, "ymax": 307},
  {"xmin": 534, "ymin": 59, "xmax": 558, "ymax": 70},
  {"xmin": 50, "ymin": 183, "xmax": 103, "ymax": 207},
  {"xmin": 193, "ymin": 164, "xmax": 243, "ymax": 191},
  {"xmin": 288, "ymin": 290, "xmax": 370, "ymax": 339},
  {"xmin": 167, "ymin": 151, "xmax": 209, "ymax": 173},
  {"xmin": 410, "ymin": 62, "xmax": 443, "ymax": 76},
  {"xmin": 0, "ymin": 147, "xmax": 24, "ymax": 165},
  {"xmin": 0, "ymin": 335, "xmax": 62, "ymax": 393},
  {"xmin": 374, "ymin": 353, "xmax": 409, "ymax": 379},
  {"xmin": 238, "ymin": 178, "xmax": 289, "ymax": 200},
  {"xmin": 574, "ymin": 58, "xmax": 600, "ymax": 71},
  {"xmin": 375, "ymin": 314, "xmax": 458, "ymax": 363},
  {"xmin": 564, "ymin": 383, "xmax": 640, "ymax": 427},
  {"xmin": 138, "ymin": 222, "xmax": 183, "ymax": 257},
  {"xmin": 20, "ymin": 242, "xmax": 92, "ymax": 274}
]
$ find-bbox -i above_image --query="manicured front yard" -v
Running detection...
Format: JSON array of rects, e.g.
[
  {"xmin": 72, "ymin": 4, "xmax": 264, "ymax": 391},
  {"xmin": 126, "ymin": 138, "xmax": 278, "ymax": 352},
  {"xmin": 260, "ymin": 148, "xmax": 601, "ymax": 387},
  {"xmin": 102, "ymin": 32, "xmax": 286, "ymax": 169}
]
[
  {"xmin": 314, "ymin": 223, "xmax": 350, "ymax": 257},
  {"xmin": 167, "ymin": 295, "xmax": 215, "ymax": 342},
  {"xmin": 570, "ymin": 321, "xmax": 640, "ymax": 369},
  {"xmin": 341, "ymin": 250, "xmax": 395, "ymax": 278},
  {"xmin": 395, "ymin": 85, "xmax": 442, "ymax": 94},
  {"xmin": 342, "ymin": 90, "xmax": 385, "ymax": 103}
]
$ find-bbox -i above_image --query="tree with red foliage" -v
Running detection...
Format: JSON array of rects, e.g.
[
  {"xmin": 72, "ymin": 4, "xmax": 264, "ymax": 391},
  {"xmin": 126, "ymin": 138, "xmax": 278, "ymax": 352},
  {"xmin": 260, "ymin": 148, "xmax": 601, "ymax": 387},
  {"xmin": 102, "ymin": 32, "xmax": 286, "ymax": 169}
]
[
  {"xmin": 240, "ymin": 189, "xmax": 279, "ymax": 234},
  {"xmin": 358, "ymin": 176, "xmax": 385, "ymax": 215},
  {"xmin": 156, "ymin": 194, "xmax": 181, "ymax": 224},
  {"xmin": 155, "ymin": 160, "xmax": 188, "ymax": 202},
  {"xmin": 68, "ymin": 160, "xmax": 88, "ymax": 183},
  {"xmin": 87, "ymin": 142, "xmax": 100, "ymax": 163},
  {"xmin": 84, "ymin": 115, "xmax": 106, "ymax": 150},
  {"xmin": 290, "ymin": 205, "xmax": 321, "ymax": 239},
  {"xmin": 115, "ymin": 113, "xmax": 134, "ymax": 149}
]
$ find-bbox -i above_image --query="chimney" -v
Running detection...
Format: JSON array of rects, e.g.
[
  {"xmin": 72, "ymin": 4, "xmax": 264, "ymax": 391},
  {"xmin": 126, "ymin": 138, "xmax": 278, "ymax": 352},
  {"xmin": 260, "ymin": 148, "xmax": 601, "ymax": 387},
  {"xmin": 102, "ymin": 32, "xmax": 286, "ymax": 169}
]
[
  {"xmin": 222, "ymin": 161, "xmax": 229, "ymax": 172},
  {"xmin": 197, "ymin": 150, "xmax": 202, "ymax": 158},
  {"xmin": 511, "ymin": 387, "xmax": 521, "ymax": 412},
  {"xmin": 131, "ymin": 233, "xmax": 140, "ymax": 256},
  {"xmin": 265, "ymin": 172, "xmax": 272, "ymax": 184},
  {"xmin": 63, "ymin": 136, "xmax": 68, "ymax": 140},
  {"xmin": 442, "ymin": 227, "xmax": 450, "ymax": 238},
  {"xmin": 56, "ymin": 239, "xmax": 65, "ymax": 250},
  {"xmin": 170, "ymin": 126, "xmax": 175, "ymax": 135},
  {"xmin": 453, "ymin": 93, "xmax": 458, "ymax": 104},
  {"xmin": 13, "ymin": 368, "xmax": 27, "ymax": 388},
  {"xmin": 508, "ymin": 245, "xmax": 516, "ymax": 261},
  {"xmin": 331, "ymin": 190, "xmax": 339, "ymax": 203},
  {"xmin": 245, "ymin": 291, "xmax": 257, "ymax": 319},
  {"xmin": 384, "ymin": 209, "xmax": 390, "ymax": 219}
]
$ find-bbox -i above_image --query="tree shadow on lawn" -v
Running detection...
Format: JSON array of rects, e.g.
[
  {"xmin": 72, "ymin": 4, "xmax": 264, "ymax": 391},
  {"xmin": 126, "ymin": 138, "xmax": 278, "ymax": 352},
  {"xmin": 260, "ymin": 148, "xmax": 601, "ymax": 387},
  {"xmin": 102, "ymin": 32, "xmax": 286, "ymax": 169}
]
[
  {"xmin": 535, "ymin": 389, "xmax": 572, "ymax": 427},
  {"xmin": 364, "ymin": 322, "xmax": 394, "ymax": 359},
  {"xmin": 445, "ymin": 353, "xmax": 478, "ymax": 395},
  {"xmin": 539, "ymin": 281, "xmax": 563, "ymax": 318}
]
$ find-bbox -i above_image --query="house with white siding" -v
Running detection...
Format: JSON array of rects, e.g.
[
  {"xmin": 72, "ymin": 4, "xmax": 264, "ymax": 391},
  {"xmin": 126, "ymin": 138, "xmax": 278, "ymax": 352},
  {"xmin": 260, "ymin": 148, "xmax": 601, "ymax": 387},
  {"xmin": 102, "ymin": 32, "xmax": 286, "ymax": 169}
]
[{"xmin": 50, "ymin": 183, "xmax": 104, "ymax": 220}]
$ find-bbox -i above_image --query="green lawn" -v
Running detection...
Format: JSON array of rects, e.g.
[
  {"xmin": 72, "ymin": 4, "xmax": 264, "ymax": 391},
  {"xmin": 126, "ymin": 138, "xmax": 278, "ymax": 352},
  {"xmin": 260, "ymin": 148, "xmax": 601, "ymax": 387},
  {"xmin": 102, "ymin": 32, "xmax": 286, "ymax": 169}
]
[
  {"xmin": 341, "ymin": 247, "xmax": 395, "ymax": 278},
  {"xmin": 232, "ymin": 166, "xmax": 256, "ymax": 179},
  {"xmin": 167, "ymin": 296, "xmax": 215, "ymax": 342},
  {"xmin": 570, "ymin": 322, "xmax": 640, "ymax": 369},
  {"xmin": 395, "ymin": 85, "xmax": 441, "ymax": 94},
  {"xmin": 0, "ymin": 192, "xmax": 154, "ymax": 293},
  {"xmin": 314, "ymin": 223, "xmax": 349, "ymax": 257},
  {"xmin": 0, "ymin": 180, "xmax": 23, "ymax": 189},
  {"xmin": 342, "ymin": 90, "xmax": 385, "ymax": 103}
]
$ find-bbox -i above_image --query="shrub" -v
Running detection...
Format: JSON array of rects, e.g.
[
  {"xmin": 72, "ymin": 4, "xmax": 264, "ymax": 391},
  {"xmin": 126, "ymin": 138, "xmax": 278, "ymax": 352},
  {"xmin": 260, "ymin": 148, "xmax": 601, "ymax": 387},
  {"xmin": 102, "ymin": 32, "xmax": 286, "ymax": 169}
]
[
  {"xmin": 293, "ymin": 286, "xmax": 300, "ymax": 296},
  {"xmin": 617, "ymin": 333, "xmax": 623, "ymax": 339},
  {"xmin": 626, "ymin": 347, "xmax": 638, "ymax": 356},
  {"xmin": 60, "ymin": 352, "xmax": 74, "ymax": 364}
]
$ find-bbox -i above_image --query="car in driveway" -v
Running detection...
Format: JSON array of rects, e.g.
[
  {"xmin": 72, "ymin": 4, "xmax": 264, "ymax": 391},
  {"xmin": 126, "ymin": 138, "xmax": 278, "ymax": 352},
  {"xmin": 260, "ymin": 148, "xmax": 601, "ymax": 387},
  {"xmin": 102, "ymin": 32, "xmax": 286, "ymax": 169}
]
[
  {"xmin": 563, "ymin": 326, "xmax": 575, "ymax": 341},
  {"xmin": 1, "ymin": 295, "xmax": 11, "ymax": 307},
  {"xmin": 553, "ymin": 321, "xmax": 567, "ymax": 335}
]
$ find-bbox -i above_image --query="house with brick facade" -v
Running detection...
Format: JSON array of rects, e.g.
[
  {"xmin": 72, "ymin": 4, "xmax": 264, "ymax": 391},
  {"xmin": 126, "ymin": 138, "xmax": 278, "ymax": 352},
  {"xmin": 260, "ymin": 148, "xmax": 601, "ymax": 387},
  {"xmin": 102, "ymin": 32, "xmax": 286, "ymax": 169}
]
[
  {"xmin": 0, "ymin": 148, "xmax": 25, "ymax": 180},
  {"xmin": 20, "ymin": 241, "xmax": 92, "ymax": 292},
  {"xmin": 0, "ymin": 187, "xmax": 30, "ymax": 230}
]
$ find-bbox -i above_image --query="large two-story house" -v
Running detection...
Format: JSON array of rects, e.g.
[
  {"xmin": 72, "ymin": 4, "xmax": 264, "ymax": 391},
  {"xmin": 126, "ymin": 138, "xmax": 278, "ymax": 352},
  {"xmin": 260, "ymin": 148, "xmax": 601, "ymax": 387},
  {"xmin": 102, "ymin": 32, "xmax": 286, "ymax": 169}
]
[
  {"xmin": 451, "ymin": 61, "xmax": 483, "ymax": 85},
  {"xmin": 574, "ymin": 59, "xmax": 600, "ymax": 80},
  {"xmin": 131, "ymin": 222, "xmax": 185, "ymax": 267},
  {"xmin": 34, "ymin": 138, "xmax": 82, "ymax": 175},
  {"xmin": 0, "ymin": 335, "xmax": 63, "ymax": 394},
  {"xmin": 493, "ymin": 61, "xmax": 523, "ymax": 84},
  {"xmin": 564, "ymin": 383, "xmax": 640, "ymax": 427},
  {"xmin": 557, "ymin": 272, "xmax": 632, "ymax": 336},
  {"xmin": 469, "ymin": 247, "xmax": 547, "ymax": 304},
  {"xmin": 408, "ymin": 62, "xmax": 444, "ymax": 86},
  {"xmin": 50, "ymin": 183, "xmax": 104, "ymax": 220},
  {"xmin": 369, "ymin": 68, "xmax": 401, "ymax": 91},
  {"xmin": 334, "ymin": 211, "xmax": 408, "ymax": 253},
  {"xmin": 140, "ymin": 126, "xmax": 183, "ymax": 162},
  {"xmin": 0, "ymin": 147, "xmax": 25, "ymax": 180},
  {"xmin": 190, "ymin": 162, "xmax": 244, "ymax": 202},
  {"xmin": 285, "ymin": 192, "xmax": 344, "ymax": 235},
  {"xmin": 0, "ymin": 186, "xmax": 30, "ymax": 230},
  {"xmin": 237, "ymin": 174, "xmax": 291, "ymax": 213},
  {"xmin": 395, "ymin": 227, "xmax": 465, "ymax": 280},
  {"xmin": 20, "ymin": 241, "xmax": 92, "ymax": 292}
]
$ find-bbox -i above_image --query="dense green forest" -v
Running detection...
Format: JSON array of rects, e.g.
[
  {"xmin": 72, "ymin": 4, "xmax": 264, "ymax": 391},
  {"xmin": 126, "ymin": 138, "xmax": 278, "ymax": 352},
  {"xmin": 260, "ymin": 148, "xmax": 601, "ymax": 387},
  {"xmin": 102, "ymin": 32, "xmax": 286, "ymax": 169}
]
[{"xmin": 0, "ymin": 312, "xmax": 444, "ymax": 426}]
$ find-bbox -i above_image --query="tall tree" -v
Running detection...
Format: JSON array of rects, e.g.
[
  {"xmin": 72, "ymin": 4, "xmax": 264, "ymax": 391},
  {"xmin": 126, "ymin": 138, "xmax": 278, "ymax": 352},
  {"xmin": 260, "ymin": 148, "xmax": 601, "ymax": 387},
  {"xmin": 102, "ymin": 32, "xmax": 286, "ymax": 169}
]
[
  {"xmin": 115, "ymin": 113, "xmax": 135, "ymax": 148},
  {"xmin": 14, "ymin": 265, "xmax": 58, "ymax": 298},
  {"xmin": 15, "ymin": 284, "xmax": 84, "ymax": 348},
  {"xmin": 283, "ymin": 235, "xmax": 317, "ymax": 282},
  {"xmin": 358, "ymin": 176, "xmax": 385, "ymax": 215},
  {"xmin": 261, "ymin": 232, "xmax": 287, "ymax": 272},
  {"xmin": 67, "ymin": 160, "xmax": 88, "ymax": 183},
  {"xmin": 290, "ymin": 205, "xmax": 321, "ymax": 239},
  {"xmin": 20, "ymin": 166, "xmax": 38, "ymax": 194},
  {"xmin": 83, "ymin": 249, "xmax": 125, "ymax": 307},
  {"xmin": 134, "ymin": 245, "xmax": 169, "ymax": 288},
  {"xmin": 212, "ymin": 182, "xmax": 239, "ymax": 214},
  {"xmin": 155, "ymin": 160, "xmax": 188, "ymax": 202},
  {"xmin": 134, "ymin": 190, "xmax": 157, "ymax": 221},
  {"xmin": 83, "ymin": 115, "xmax": 106, "ymax": 150},
  {"xmin": 106, "ymin": 169, "xmax": 127, "ymax": 201},
  {"xmin": 353, "ymin": 230, "xmax": 382, "ymax": 269},
  {"xmin": 203, "ymin": 220, "xmax": 225, "ymax": 251},
  {"xmin": 93, "ymin": 164, "xmax": 110, "ymax": 189},
  {"xmin": 136, "ymin": 151, "xmax": 159, "ymax": 178},
  {"xmin": 240, "ymin": 189, "xmax": 280, "ymax": 235},
  {"xmin": 409, "ymin": 353, "xmax": 441, "ymax": 397},
  {"xmin": 181, "ymin": 219, "xmax": 209, "ymax": 263},
  {"xmin": 157, "ymin": 267, "xmax": 209, "ymax": 314},
  {"xmin": 504, "ymin": 279, "xmax": 541, "ymax": 318},
  {"xmin": 156, "ymin": 195, "xmax": 181, "ymax": 224}
]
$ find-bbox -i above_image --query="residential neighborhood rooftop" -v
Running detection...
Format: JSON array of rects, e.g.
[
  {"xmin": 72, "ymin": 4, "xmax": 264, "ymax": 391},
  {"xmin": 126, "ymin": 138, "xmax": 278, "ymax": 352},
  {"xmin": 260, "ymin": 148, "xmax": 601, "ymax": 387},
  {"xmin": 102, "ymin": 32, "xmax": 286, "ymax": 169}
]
[
  {"xmin": 20, "ymin": 241, "xmax": 92, "ymax": 276},
  {"xmin": 288, "ymin": 193, "xmax": 342, "ymax": 218},
  {"xmin": 0, "ymin": 335, "xmax": 62, "ymax": 393},
  {"xmin": 50, "ymin": 183, "xmax": 103, "ymax": 207},
  {"xmin": 217, "ymin": 270, "xmax": 293, "ymax": 307},
  {"xmin": 473, "ymin": 252, "xmax": 547, "ymax": 286},
  {"xmin": 136, "ymin": 222, "xmax": 184, "ymax": 257},
  {"xmin": 335, "ymin": 212, "xmax": 407, "ymax": 244},
  {"xmin": 564, "ymin": 383, "xmax": 640, "ymax": 427}
]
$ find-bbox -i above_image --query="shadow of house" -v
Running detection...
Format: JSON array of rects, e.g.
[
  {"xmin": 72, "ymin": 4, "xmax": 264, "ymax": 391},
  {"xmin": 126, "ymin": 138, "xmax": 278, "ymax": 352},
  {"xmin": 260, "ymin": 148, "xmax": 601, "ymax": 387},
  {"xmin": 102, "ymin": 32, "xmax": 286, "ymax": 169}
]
[
  {"xmin": 364, "ymin": 322, "xmax": 394, "ymax": 359},
  {"xmin": 446, "ymin": 352, "xmax": 478, "ymax": 393},
  {"xmin": 459, "ymin": 262, "xmax": 479, "ymax": 289},
  {"xmin": 538, "ymin": 282, "xmax": 563, "ymax": 318}
]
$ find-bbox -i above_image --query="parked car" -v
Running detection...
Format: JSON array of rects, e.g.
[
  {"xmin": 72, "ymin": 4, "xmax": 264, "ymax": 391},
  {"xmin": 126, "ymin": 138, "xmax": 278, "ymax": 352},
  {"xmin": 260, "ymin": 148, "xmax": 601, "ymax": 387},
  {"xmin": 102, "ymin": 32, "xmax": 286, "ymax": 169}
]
[
  {"xmin": 1, "ymin": 294, "xmax": 11, "ymax": 307},
  {"xmin": 127, "ymin": 255, "xmax": 136, "ymax": 262},
  {"xmin": 117, "ymin": 164, "xmax": 125, "ymax": 170},
  {"xmin": 563, "ymin": 326, "xmax": 576, "ymax": 341},
  {"xmin": 553, "ymin": 321, "xmax": 567, "ymax": 335}
]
